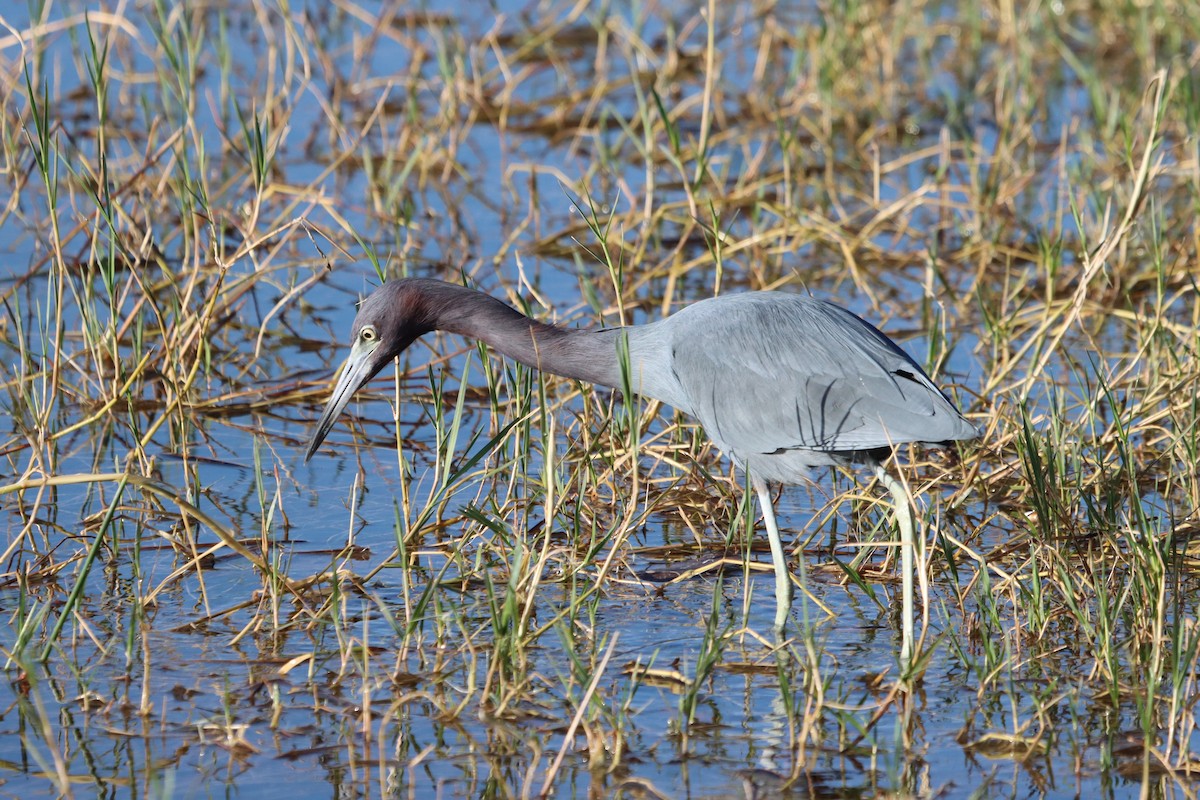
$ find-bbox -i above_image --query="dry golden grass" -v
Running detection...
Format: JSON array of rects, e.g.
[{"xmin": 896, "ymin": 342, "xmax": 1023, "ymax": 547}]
[{"xmin": 1, "ymin": 0, "xmax": 1200, "ymax": 796}]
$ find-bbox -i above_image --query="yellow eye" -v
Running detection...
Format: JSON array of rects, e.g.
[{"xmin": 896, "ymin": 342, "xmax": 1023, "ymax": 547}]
[{"xmin": 360, "ymin": 326, "xmax": 377, "ymax": 342}]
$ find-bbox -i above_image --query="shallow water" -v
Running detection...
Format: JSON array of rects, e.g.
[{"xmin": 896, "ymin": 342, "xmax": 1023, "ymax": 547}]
[{"xmin": 3, "ymin": 1, "xmax": 1200, "ymax": 798}]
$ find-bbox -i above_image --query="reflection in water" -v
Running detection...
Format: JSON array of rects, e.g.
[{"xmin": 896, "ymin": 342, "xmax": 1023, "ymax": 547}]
[{"xmin": 1, "ymin": 1, "xmax": 1198, "ymax": 798}]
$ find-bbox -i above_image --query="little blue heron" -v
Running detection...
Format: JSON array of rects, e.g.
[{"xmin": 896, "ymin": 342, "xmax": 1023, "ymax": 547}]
[{"xmin": 306, "ymin": 278, "xmax": 977, "ymax": 660}]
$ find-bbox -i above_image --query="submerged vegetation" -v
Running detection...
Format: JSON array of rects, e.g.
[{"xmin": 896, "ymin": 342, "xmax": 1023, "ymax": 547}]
[{"xmin": 1, "ymin": 0, "xmax": 1200, "ymax": 796}]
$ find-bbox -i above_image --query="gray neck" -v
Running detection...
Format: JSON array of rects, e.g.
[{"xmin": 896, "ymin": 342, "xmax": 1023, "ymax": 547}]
[{"xmin": 427, "ymin": 284, "xmax": 628, "ymax": 390}]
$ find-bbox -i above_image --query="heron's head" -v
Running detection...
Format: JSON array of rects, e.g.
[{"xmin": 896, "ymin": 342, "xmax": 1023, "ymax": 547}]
[{"xmin": 305, "ymin": 280, "xmax": 436, "ymax": 460}]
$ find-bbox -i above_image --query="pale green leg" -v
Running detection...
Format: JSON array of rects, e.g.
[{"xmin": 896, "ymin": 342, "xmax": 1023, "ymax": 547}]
[
  {"xmin": 875, "ymin": 465, "xmax": 917, "ymax": 667},
  {"xmin": 755, "ymin": 482, "xmax": 793, "ymax": 632}
]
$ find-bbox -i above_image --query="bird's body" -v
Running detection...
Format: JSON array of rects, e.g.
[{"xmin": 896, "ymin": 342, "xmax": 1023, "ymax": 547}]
[
  {"xmin": 307, "ymin": 278, "xmax": 977, "ymax": 662},
  {"xmin": 619, "ymin": 292, "xmax": 976, "ymax": 481}
]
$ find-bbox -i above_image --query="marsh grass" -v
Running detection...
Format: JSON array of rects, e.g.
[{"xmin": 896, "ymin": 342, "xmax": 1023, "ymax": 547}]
[{"xmin": 2, "ymin": 0, "xmax": 1200, "ymax": 797}]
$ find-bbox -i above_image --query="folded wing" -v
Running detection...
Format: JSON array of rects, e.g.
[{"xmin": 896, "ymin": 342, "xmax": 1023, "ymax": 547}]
[{"xmin": 666, "ymin": 294, "xmax": 975, "ymax": 460}]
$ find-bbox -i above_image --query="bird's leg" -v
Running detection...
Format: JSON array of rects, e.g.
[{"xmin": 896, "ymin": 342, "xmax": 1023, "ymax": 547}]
[
  {"xmin": 875, "ymin": 465, "xmax": 917, "ymax": 667},
  {"xmin": 754, "ymin": 482, "xmax": 793, "ymax": 632}
]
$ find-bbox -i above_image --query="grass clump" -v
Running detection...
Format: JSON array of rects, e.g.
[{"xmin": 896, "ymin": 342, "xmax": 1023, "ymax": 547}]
[{"xmin": 2, "ymin": 1, "xmax": 1200, "ymax": 797}]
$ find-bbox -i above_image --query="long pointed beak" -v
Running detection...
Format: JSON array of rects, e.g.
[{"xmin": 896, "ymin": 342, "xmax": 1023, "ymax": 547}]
[{"xmin": 305, "ymin": 339, "xmax": 380, "ymax": 461}]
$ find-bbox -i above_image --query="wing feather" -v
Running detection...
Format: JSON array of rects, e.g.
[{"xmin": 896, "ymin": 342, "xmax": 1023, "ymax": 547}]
[{"xmin": 663, "ymin": 293, "xmax": 972, "ymax": 460}]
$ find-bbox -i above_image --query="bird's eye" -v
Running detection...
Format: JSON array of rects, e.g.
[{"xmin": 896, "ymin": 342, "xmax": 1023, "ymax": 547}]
[{"xmin": 360, "ymin": 326, "xmax": 377, "ymax": 342}]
